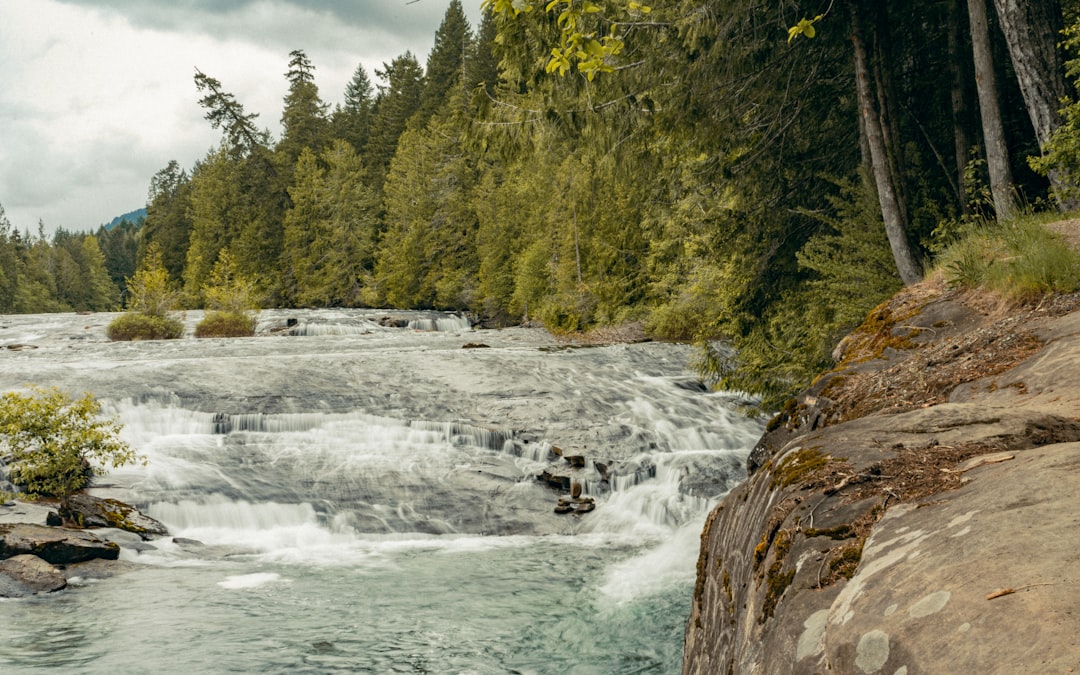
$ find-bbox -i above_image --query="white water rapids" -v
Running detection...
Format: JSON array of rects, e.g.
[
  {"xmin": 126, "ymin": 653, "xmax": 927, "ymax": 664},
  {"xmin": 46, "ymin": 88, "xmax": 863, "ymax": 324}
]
[{"xmin": 0, "ymin": 310, "xmax": 764, "ymax": 673}]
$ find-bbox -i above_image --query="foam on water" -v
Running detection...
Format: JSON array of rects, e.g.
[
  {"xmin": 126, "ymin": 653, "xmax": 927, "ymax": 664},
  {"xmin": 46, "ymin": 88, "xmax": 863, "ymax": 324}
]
[{"xmin": 217, "ymin": 572, "xmax": 289, "ymax": 590}]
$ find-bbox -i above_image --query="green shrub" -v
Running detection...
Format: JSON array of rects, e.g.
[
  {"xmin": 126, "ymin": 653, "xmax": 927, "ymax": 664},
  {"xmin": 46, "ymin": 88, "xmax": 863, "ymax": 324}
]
[
  {"xmin": 106, "ymin": 312, "xmax": 185, "ymax": 341},
  {"xmin": 195, "ymin": 311, "xmax": 257, "ymax": 338},
  {"xmin": 0, "ymin": 386, "xmax": 142, "ymax": 498},
  {"xmin": 108, "ymin": 242, "xmax": 184, "ymax": 341},
  {"xmin": 936, "ymin": 218, "xmax": 1080, "ymax": 299}
]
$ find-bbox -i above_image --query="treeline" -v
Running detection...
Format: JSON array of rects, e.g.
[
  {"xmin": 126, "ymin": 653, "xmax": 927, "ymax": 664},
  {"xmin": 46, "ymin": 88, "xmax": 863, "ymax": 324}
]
[
  {"xmin": 7, "ymin": 0, "xmax": 1080, "ymax": 406},
  {"xmin": 0, "ymin": 210, "xmax": 138, "ymax": 313}
]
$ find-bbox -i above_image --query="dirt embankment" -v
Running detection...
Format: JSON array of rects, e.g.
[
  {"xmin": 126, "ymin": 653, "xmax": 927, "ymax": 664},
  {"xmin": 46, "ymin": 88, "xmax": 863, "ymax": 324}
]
[{"xmin": 684, "ymin": 261, "xmax": 1080, "ymax": 673}]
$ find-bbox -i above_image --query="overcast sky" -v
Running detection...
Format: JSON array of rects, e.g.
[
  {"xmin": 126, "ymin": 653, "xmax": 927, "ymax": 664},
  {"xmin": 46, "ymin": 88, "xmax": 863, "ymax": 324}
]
[{"xmin": 0, "ymin": 0, "xmax": 484, "ymax": 233}]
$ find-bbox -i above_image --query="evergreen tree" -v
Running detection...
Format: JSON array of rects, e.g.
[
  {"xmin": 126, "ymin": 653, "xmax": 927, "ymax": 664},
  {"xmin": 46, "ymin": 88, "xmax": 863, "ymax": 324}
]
[
  {"xmin": 332, "ymin": 64, "xmax": 375, "ymax": 154},
  {"xmin": 141, "ymin": 159, "xmax": 192, "ymax": 282},
  {"xmin": 367, "ymin": 52, "xmax": 425, "ymax": 182},
  {"xmin": 96, "ymin": 220, "xmax": 138, "ymax": 300},
  {"xmin": 277, "ymin": 49, "xmax": 331, "ymax": 168},
  {"xmin": 0, "ymin": 204, "xmax": 20, "ymax": 313},
  {"xmin": 77, "ymin": 235, "xmax": 121, "ymax": 311},
  {"xmin": 417, "ymin": 0, "xmax": 473, "ymax": 124},
  {"xmin": 376, "ymin": 90, "xmax": 479, "ymax": 310},
  {"xmin": 282, "ymin": 141, "xmax": 380, "ymax": 306}
]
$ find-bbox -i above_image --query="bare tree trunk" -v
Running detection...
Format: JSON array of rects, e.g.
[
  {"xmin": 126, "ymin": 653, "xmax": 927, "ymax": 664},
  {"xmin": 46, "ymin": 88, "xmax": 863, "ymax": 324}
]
[
  {"xmin": 872, "ymin": 7, "xmax": 912, "ymax": 226},
  {"xmin": 992, "ymin": 0, "xmax": 1076, "ymax": 209},
  {"xmin": 950, "ymin": 0, "xmax": 974, "ymax": 213},
  {"xmin": 851, "ymin": 7, "xmax": 924, "ymax": 286},
  {"xmin": 992, "ymin": 0, "xmax": 1068, "ymax": 148},
  {"xmin": 967, "ymin": 0, "xmax": 1017, "ymax": 219}
]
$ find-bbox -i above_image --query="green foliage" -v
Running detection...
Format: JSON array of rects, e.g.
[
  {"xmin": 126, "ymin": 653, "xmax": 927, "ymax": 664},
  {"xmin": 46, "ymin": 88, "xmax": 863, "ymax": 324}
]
[
  {"xmin": 141, "ymin": 159, "xmax": 192, "ymax": 282},
  {"xmin": 0, "ymin": 386, "xmax": 142, "ymax": 499},
  {"xmin": 282, "ymin": 142, "xmax": 379, "ymax": 307},
  {"xmin": 194, "ymin": 311, "xmax": 257, "ymax": 338},
  {"xmin": 195, "ymin": 249, "xmax": 259, "ymax": 337},
  {"xmin": 125, "ymin": 243, "xmax": 179, "ymax": 317},
  {"xmin": 109, "ymin": 242, "xmax": 184, "ymax": 340},
  {"xmin": 482, "ymin": 0, "xmax": 650, "ymax": 79},
  {"xmin": 375, "ymin": 93, "xmax": 480, "ymax": 310},
  {"xmin": 277, "ymin": 49, "xmax": 331, "ymax": 167},
  {"xmin": 687, "ymin": 178, "xmax": 904, "ymax": 409},
  {"xmin": 202, "ymin": 248, "xmax": 259, "ymax": 314},
  {"xmin": 105, "ymin": 312, "xmax": 184, "ymax": 341},
  {"xmin": 796, "ymin": 177, "xmax": 905, "ymax": 331},
  {"xmin": 936, "ymin": 217, "xmax": 1080, "ymax": 299}
]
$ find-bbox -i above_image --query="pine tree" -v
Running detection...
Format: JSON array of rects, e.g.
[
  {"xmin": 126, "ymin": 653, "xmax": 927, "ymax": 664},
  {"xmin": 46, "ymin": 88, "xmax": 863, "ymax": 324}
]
[
  {"xmin": 417, "ymin": 0, "xmax": 473, "ymax": 125},
  {"xmin": 277, "ymin": 49, "xmax": 331, "ymax": 168},
  {"xmin": 141, "ymin": 159, "xmax": 192, "ymax": 282},
  {"xmin": 376, "ymin": 90, "xmax": 479, "ymax": 310},
  {"xmin": 332, "ymin": 64, "xmax": 375, "ymax": 154},
  {"xmin": 367, "ymin": 52, "xmax": 425, "ymax": 182},
  {"xmin": 282, "ymin": 141, "xmax": 379, "ymax": 306}
]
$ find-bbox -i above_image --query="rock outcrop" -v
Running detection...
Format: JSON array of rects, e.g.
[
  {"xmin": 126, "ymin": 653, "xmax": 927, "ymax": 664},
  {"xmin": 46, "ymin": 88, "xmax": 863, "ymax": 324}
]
[
  {"xmin": 684, "ymin": 281, "xmax": 1080, "ymax": 673},
  {"xmin": 0, "ymin": 554, "xmax": 67, "ymax": 597},
  {"xmin": 59, "ymin": 493, "xmax": 168, "ymax": 540},
  {"xmin": 0, "ymin": 523, "xmax": 120, "ymax": 565}
]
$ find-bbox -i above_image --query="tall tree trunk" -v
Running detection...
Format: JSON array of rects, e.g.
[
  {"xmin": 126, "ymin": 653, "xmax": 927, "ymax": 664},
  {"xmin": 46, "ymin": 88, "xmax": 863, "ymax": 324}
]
[
  {"xmin": 992, "ymin": 0, "xmax": 1068, "ymax": 148},
  {"xmin": 992, "ymin": 0, "xmax": 1076, "ymax": 209},
  {"xmin": 851, "ymin": 7, "xmax": 924, "ymax": 286},
  {"xmin": 950, "ymin": 0, "xmax": 974, "ymax": 213},
  {"xmin": 967, "ymin": 0, "xmax": 1017, "ymax": 219},
  {"xmin": 871, "ymin": 7, "xmax": 912, "ymax": 225}
]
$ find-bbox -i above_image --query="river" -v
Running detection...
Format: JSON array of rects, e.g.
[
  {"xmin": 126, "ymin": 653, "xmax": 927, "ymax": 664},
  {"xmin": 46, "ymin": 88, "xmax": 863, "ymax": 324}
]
[{"xmin": 0, "ymin": 310, "xmax": 764, "ymax": 673}]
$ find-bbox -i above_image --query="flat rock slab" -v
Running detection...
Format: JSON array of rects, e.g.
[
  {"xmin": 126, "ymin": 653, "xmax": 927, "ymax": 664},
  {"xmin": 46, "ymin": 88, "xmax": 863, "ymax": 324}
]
[
  {"xmin": 0, "ymin": 523, "xmax": 120, "ymax": 565},
  {"xmin": 0, "ymin": 501, "xmax": 59, "ymax": 526},
  {"xmin": 0, "ymin": 554, "xmax": 67, "ymax": 597},
  {"xmin": 814, "ymin": 441, "xmax": 1080, "ymax": 673}
]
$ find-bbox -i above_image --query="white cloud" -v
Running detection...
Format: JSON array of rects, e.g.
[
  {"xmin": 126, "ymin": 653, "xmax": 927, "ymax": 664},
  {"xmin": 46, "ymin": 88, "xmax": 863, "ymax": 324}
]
[{"xmin": 0, "ymin": 0, "xmax": 483, "ymax": 231}]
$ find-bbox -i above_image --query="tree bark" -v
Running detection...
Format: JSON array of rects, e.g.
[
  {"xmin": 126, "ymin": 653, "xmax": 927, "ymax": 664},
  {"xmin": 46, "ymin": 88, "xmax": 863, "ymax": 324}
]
[
  {"xmin": 992, "ymin": 0, "xmax": 1068, "ymax": 148},
  {"xmin": 949, "ymin": 0, "xmax": 974, "ymax": 213},
  {"xmin": 851, "ymin": 7, "xmax": 924, "ymax": 286},
  {"xmin": 967, "ymin": 0, "xmax": 1017, "ymax": 219},
  {"xmin": 992, "ymin": 0, "xmax": 1076, "ymax": 209}
]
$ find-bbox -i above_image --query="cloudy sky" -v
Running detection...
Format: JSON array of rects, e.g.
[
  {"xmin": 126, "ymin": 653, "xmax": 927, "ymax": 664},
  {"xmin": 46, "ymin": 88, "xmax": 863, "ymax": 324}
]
[{"xmin": 0, "ymin": 0, "xmax": 484, "ymax": 233}]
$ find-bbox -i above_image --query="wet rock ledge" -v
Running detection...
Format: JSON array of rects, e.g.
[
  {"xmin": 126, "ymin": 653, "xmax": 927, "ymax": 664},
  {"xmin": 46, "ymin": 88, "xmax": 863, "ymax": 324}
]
[
  {"xmin": 683, "ymin": 281, "xmax": 1080, "ymax": 674},
  {"xmin": 0, "ymin": 494, "xmax": 166, "ymax": 598}
]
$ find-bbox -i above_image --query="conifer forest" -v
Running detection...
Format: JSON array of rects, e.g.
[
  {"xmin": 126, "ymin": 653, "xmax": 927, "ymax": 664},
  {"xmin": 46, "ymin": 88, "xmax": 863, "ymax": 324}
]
[{"xmin": 3, "ymin": 0, "xmax": 1079, "ymax": 407}]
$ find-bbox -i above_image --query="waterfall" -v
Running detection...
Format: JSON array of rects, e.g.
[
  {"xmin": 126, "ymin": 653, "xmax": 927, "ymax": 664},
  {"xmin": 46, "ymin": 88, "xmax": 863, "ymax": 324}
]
[
  {"xmin": 0, "ymin": 309, "xmax": 768, "ymax": 673},
  {"xmin": 407, "ymin": 315, "xmax": 472, "ymax": 332}
]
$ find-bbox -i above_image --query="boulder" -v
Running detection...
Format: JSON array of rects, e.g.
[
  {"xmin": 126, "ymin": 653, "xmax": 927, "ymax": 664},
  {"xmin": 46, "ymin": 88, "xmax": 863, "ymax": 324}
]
[
  {"xmin": 0, "ymin": 554, "xmax": 67, "ymax": 597},
  {"xmin": 0, "ymin": 523, "xmax": 120, "ymax": 564},
  {"xmin": 59, "ymin": 494, "xmax": 168, "ymax": 540},
  {"xmin": 537, "ymin": 470, "xmax": 571, "ymax": 492}
]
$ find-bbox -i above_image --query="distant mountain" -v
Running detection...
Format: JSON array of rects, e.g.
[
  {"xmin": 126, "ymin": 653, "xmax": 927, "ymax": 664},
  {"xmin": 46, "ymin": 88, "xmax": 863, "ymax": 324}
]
[{"xmin": 105, "ymin": 208, "xmax": 146, "ymax": 230}]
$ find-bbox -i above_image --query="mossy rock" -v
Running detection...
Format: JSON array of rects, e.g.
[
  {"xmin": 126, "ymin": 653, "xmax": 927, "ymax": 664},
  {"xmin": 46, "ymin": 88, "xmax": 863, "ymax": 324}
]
[{"xmin": 59, "ymin": 494, "xmax": 168, "ymax": 540}]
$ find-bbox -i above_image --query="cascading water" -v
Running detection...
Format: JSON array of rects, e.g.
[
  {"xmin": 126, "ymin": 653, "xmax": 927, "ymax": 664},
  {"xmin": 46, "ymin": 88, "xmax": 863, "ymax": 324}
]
[{"xmin": 0, "ymin": 310, "xmax": 765, "ymax": 673}]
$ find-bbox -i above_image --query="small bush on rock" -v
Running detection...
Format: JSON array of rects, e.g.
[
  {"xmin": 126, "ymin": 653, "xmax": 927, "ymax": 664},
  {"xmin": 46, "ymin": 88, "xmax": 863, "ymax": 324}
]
[
  {"xmin": 106, "ymin": 312, "xmax": 184, "ymax": 341},
  {"xmin": 107, "ymin": 243, "xmax": 184, "ymax": 341},
  {"xmin": 194, "ymin": 249, "xmax": 260, "ymax": 339},
  {"xmin": 195, "ymin": 311, "xmax": 257, "ymax": 338},
  {"xmin": 0, "ymin": 386, "xmax": 142, "ymax": 498}
]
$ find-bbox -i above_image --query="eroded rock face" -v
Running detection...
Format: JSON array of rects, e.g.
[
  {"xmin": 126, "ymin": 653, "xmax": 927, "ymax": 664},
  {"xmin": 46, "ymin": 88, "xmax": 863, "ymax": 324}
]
[
  {"xmin": 684, "ymin": 287, "xmax": 1080, "ymax": 674},
  {"xmin": 0, "ymin": 554, "xmax": 67, "ymax": 597},
  {"xmin": 0, "ymin": 523, "xmax": 120, "ymax": 565}
]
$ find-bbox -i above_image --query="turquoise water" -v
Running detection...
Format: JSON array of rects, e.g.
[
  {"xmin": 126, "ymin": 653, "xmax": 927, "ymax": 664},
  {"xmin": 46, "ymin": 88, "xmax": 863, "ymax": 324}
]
[
  {"xmin": 0, "ymin": 310, "xmax": 764, "ymax": 673},
  {"xmin": 4, "ymin": 539, "xmax": 690, "ymax": 673}
]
